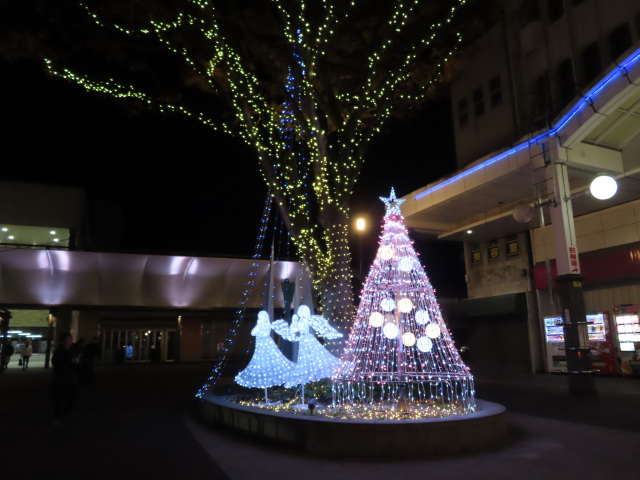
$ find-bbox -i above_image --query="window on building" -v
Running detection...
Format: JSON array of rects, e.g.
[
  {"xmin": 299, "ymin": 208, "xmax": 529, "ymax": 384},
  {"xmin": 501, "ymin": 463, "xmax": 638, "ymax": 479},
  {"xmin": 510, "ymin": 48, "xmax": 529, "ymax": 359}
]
[
  {"xmin": 489, "ymin": 76, "xmax": 503, "ymax": 107},
  {"xmin": 547, "ymin": 0, "xmax": 564, "ymax": 23},
  {"xmin": 458, "ymin": 98, "xmax": 469, "ymax": 127},
  {"xmin": 532, "ymin": 72, "xmax": 550, "ymax": 119},
  {"xmin": 581, "ymin": 42, "xmax": 601, "ymax": 85},
  {"xmin": 609, "ymin": 23, "xmax": 632, "ymax": 61},
  {"xmin": 557, "ymin": 58, "xmax": 575, "ymax": 106},
  {"xmin": 473, "ymin": 87, "xmax": 485, "ymax": 116},
  {"xmin": 523, "ymin": 0, "xmax": 541, "ymax": 24}
]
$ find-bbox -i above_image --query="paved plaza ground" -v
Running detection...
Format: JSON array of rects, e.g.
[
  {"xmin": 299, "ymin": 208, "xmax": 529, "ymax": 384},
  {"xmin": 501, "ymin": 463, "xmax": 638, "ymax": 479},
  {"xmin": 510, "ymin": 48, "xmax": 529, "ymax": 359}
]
[{"xmin": 1, "ymin": 357, "xmax": 639, "ymax": 479}]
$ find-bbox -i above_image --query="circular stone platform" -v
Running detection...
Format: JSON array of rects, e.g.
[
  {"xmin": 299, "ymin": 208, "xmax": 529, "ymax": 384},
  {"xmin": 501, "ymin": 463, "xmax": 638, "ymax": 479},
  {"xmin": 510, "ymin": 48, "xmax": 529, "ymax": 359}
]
[{"xmin": 196, "ymin": 395, "xmax": 507, "ymax": 458}]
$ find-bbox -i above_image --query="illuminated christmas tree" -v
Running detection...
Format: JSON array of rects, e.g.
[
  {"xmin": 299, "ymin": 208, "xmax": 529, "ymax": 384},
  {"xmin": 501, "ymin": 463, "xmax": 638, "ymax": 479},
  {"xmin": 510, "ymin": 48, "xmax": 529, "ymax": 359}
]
[
  {"xmin": 235, "ymin": 311, "xmax": 295, "ymax": 395},
  {"xmin": 333, "ymin": 188, "xmax": 475, "ymax": 415}
]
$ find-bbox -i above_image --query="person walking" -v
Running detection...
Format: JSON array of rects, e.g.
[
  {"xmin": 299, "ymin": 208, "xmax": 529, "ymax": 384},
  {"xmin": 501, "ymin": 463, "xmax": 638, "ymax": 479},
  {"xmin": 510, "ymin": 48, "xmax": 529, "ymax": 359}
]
[
  {"xmin": 52, "ymin": 333, "xmax": 80, "ymax": 423},
  {"xmin": 21, "ymin": 340, "xmax": 33, "ymax": 370}
]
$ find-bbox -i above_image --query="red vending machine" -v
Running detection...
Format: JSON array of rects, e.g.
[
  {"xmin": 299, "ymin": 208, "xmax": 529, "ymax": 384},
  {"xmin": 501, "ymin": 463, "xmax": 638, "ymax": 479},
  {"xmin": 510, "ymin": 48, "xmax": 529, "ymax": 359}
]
[
  {"xmin": 543, "ymin": 313, "xmax": 616, "ymax": 374},
  {"xmin": 586, "ymin": 313, "xmax": 617, "ymax": 375},
  {"xmin": 613, "ymin": 311, "xmax": 640, "ymax": 376}
]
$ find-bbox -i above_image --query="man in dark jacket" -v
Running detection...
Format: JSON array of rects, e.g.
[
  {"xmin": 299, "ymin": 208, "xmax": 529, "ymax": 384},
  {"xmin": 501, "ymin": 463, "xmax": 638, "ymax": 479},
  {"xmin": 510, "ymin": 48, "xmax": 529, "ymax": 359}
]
[{"xmin": 52, "ymin": 333, "xmax": 81, "ymax": 423}]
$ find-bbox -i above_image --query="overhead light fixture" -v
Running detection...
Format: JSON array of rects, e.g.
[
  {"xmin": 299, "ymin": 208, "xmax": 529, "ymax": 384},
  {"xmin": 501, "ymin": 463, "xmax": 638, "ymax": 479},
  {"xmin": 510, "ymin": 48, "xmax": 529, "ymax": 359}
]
[
  {"xmin": 50, "ymin": 230, "xmax": 56, "ymax": 235},
  {"xmin": 466, "ymin": 230, "xmax": 473, "ymax": 234},
  {"xmin": 590, "ymin": 175, "xmax": 618, "ymax": 200},
  {"xmin": 1, "ymin": 227, "xmax": 7, "ymax": 232},
  {"xmin": 7, "ymin": 236, "xmax": 14, "ymax": 240}
]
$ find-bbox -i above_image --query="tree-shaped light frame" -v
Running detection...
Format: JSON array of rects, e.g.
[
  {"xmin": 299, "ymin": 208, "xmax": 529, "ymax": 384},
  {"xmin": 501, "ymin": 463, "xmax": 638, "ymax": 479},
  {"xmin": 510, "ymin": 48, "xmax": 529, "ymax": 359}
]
[{"xmin": 333, "ymin": 189, "xmax": 475, "ymax": 415}]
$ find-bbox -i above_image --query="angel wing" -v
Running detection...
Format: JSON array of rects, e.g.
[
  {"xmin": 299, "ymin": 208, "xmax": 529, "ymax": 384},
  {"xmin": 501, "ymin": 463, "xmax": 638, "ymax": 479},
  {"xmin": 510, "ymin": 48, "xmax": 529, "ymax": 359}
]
[
  {"xmin": 309, "ymin": 314, "xmax": 343, "ymax": 340},
  {"xmin": 272, "ymin": 317, "xmax": 299, "ymax": 342}
]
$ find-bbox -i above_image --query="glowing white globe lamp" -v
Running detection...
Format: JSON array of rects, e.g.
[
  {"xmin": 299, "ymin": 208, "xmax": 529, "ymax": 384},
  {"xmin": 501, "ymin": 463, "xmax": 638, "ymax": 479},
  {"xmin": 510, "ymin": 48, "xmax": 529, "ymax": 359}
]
[
  {"xmin": 425, "ymin": 323, "xmax": 441, "ymax": 339},
  {"xmin": 415, "ymin": 309, "xmax": 429, "ymax": 325},
  {"xmin": 397, "ymin": 298, "xmax": 413, "ymax": 313},
  {"xmin": 379, "ymin": 245, "xmax": 395, "ymax": 260},
  {"xmin": 590, "ymin": 175, "xmax": 618, "ymax": 200},
  {"xmin": 383, "ymin": 323, "xmax": 399, "ymax": 339},
  {"xmin": 369, "ymin": 312, "xmax": 384, "ymax": 328},
  {"xmin": 416, "ymin": 336, "xmax": 433, "ymax": 352},
  {"xmin": 380, "ymin": 297, "xmax": 395, "ymax": 312},
  {"xmin": 398, "ymin": 257, "xmax": 414, "ymax": 272},
  {"xmin": 402, "ymin": 332, "xmax": 416, "ymax": 347}
]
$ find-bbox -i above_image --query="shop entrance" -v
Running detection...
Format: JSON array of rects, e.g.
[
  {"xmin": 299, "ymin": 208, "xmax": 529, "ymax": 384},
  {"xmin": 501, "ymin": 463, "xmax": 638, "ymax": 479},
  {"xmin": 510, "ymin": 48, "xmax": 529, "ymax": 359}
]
[{"xmin": 100, "ymin": 328, "xmax": 177, "ymax": 363}]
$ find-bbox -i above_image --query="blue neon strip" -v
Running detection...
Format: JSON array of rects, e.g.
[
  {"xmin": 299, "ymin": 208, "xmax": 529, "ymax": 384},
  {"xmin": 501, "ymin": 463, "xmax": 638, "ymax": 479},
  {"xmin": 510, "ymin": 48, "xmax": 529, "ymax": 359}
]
[{"xmin": 415, "ymin": 46, "xmax": 640, "ymax": 200}]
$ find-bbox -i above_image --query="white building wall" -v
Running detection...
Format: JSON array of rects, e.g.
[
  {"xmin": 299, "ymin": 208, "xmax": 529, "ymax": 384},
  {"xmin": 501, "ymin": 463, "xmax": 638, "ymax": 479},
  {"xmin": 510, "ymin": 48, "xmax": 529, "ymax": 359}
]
[
  {"xmin": 532, "ymin": 199, "xmax": 640, "ymax": 264},
  {"xmin": 451, "ymin": 0, "xmax": 640, "ymax": 168}
]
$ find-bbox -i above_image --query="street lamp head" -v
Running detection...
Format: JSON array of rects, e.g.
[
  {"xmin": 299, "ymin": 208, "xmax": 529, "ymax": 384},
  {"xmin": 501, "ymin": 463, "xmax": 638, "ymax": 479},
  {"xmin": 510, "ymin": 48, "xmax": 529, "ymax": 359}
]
[
  {"xmin": 590, "ymin": 175, "xmax": 618, "ymax": 200},
  {"xmin": 356, "ymin": 218, "xmax": 365, "ymax": 231}
]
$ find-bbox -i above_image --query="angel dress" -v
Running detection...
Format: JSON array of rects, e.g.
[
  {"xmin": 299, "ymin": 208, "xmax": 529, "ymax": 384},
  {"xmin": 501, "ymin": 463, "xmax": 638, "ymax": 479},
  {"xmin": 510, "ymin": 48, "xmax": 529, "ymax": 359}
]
[
  {"xmin": 278, "ymin": 306, "xmax": 343, "ymax": 389},
  {"xmin": 235, "ymin": 311, "xmax": 295, "ymax": 388}
]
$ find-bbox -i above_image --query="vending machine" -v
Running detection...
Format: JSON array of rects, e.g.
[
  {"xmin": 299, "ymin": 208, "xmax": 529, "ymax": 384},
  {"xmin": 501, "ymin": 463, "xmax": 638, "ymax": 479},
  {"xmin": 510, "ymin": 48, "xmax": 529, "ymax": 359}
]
[
  {"xmin": 543, "ymin": 316, "xmax": 565, "ymax": 372},
  {"xmin": 614, "ymin": 312, "xmax": 640, "ymax": 375},
  {"xmin": 586, "ymin": 313, "xmax": 617, "ymax": 375},
  {"xmin": 543, "ymin": 313, "xmax": 616, "ymax": 374}
]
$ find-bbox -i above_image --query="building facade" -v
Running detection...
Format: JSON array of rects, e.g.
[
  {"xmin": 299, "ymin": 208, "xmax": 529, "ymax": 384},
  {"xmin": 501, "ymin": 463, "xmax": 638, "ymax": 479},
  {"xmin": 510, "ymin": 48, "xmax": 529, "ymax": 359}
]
[
  {"xmin": 402, "ymin": 0, "xmax": 640, "ymax": 375},
  {"xmin": 0, "ymin": 181, "xmax": 308, "ymax": 364}
]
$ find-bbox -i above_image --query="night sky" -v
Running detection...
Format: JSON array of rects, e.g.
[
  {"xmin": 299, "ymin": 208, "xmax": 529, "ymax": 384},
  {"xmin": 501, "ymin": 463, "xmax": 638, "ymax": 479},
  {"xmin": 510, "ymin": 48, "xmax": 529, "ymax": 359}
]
[{"xmin": 1, "ymin": 57, "xmax": 466, "ymax": 297}]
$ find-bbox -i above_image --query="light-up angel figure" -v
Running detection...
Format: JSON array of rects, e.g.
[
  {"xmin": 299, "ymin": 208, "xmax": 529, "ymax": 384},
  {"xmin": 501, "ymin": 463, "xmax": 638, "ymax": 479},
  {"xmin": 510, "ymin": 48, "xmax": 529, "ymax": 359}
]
[
  {"xmin": 235, "ymin": 311, "xmax": 295, "ymax": 401},
  {"xmin": 273, "ymin": 305, "xmax": 343, "ymax": 402}
]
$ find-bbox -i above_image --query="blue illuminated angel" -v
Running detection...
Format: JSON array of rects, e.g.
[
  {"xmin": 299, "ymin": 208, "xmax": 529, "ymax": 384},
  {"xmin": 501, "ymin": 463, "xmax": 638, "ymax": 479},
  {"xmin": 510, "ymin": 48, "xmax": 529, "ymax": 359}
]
[
  {"xmin": 235, "ymin": 310, "xmax": 295, "ymax": 389},
  {"xmin": 273, "ymin": 305, "xmax": 343, "ymax": 390}
]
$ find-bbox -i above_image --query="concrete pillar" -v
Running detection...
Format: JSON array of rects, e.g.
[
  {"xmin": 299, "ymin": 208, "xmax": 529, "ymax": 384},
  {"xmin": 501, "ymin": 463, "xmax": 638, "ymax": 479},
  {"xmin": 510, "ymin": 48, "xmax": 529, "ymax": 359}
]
[{"xmin": 547, "ymin": 142, "xmax": 595, "ymax": 395}]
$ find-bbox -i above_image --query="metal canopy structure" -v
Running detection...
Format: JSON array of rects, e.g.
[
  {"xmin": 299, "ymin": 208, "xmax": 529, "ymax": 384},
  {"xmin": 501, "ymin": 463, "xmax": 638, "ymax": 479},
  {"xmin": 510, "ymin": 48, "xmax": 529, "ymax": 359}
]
[
  {"xmin": 401, "ymin": 46, "xmax": 640, "ymax": 243},
  {"xmin": 0, "ymin": 248, "xmax": 304, "ymax": 310}
]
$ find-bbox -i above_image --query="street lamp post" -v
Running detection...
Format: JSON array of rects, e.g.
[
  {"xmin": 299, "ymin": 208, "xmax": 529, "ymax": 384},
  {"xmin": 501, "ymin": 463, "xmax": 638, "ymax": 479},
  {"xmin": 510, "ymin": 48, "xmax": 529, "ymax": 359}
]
[{"xmin": 356, "ymin": 218, "xmax": 365, "ymax": 282}]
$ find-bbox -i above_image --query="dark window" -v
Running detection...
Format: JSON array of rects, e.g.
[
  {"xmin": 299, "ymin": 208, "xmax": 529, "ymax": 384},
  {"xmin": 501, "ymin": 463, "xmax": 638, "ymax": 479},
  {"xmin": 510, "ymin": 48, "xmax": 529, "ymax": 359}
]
[
  {"xmin": 524, "ymin": 0, "xmax": 541, "ymax": 24},
  {"xmin": 609, "ymin": 23, "xmax": 632, "ymax": 61},
  {"xmin": 581, "ymin": 42, "xmax": 601, "ymax": 85},
  {"xmin": 557, "ymin": 59, "xmax": 575, "ymax": 106},
  {"xmin": 473, "ymin": 87, "xmax": 485, "ymax": 116},
  {"xmin": 532, "ymin": 72, "xmax": 550, "ymax": 119},
  {"xmin": 458, "ymin": 98, "xmax": 469, "ymax": 127},
  {"xmin": 489, "ymin": 76, "xmax": 502, "ymax": 107},
  {"xmin": 571, "ymin": 0, "xmax": 585, "ymax": 6},
  {"xmin": 635, "ymin": 12, "xmax": 640, "ymax": 38},
  {"xmin": 548, "ymin": 0, "xmax": 564, "ymax": 23}
]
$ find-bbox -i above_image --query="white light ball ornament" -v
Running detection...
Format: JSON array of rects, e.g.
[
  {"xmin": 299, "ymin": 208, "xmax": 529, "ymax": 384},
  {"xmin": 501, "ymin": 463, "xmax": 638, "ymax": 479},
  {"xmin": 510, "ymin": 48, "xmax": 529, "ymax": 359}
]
[
  {"xmin": 402, "ymin": 332, "xmax": 416, "ymax": 347},
  {"xmin": 425, "ymin": 323, "xmax": 441, "ymax": 339},
  {"xmin": 369, "ymin": 312, "xmax": 384, "ymax": 328},
  {"xmin": 416, "ymin": 336, "xmax": 433, "ymax": 352},
  {"xmin": 590, "ymin": 175, "xmax": 618, "ymax": 200},
  {"xmin": 415, "ymin": 309, "xmax": 430, "ymax": 325},
  {"xmin": 379, "ymin": 245, "xmax": 395, "ymax": 260},
  {"xmin": 397, "ymin": 298, "xmax": 413, "ymax": 313},
  {"xmin": 398, "ymin": 257, "xmax": 414, "ymax": 272},
  {"xmin": 380, "ymin": 297, "xmax": 396, "ymax": 312},
  {"xmin": 383, "ymin": 323, "xmax": 399, "ymax": 339}
]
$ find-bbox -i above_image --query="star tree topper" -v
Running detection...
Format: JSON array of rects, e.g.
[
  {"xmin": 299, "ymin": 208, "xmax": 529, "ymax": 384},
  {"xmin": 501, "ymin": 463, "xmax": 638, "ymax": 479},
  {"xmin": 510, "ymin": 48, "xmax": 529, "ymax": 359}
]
[{"xmin": 380, "ymin": 187, "xmax": 406, "ymax": 216}]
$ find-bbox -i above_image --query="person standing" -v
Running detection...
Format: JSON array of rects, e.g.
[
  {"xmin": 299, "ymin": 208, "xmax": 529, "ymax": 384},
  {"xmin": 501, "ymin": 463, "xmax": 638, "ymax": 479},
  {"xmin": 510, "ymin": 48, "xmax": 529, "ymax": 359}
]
[
  {"xmin": 1, "ymin": 341, "xmax": 14, "ymax": 372},
  {"xmin": 52, "ymin": 333, "xmax": 80, "ymax": 423},
  {"xmin": 79, "ymin": 337, "xmax": 101, "ymax": 386},
  {"xmin": 21, "ymin": 340, "xmax": 33, "ymax": 370}
]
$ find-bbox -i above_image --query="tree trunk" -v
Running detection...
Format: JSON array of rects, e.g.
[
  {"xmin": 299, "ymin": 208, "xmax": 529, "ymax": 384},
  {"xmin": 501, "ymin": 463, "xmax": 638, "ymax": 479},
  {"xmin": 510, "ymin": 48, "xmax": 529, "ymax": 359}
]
[{"xmin": 313, "ymin": 206, "xmax": 356, "ymax": 353}]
